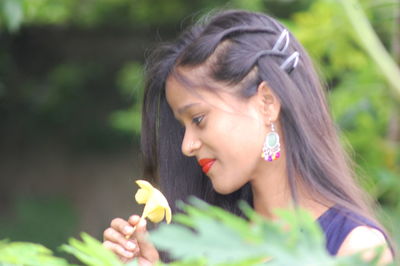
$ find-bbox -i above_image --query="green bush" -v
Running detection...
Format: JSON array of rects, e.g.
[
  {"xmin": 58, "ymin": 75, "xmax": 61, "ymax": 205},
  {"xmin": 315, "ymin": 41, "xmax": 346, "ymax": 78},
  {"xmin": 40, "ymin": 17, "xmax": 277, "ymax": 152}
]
[{"xmin": 0, "ymin": 199, "xmax": 393, "ymax": 266}]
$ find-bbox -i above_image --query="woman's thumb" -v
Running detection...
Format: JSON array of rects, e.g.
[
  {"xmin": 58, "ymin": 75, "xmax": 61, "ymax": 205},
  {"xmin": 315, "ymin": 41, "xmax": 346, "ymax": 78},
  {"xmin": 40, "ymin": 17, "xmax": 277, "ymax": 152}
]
[{"xmin": 135, "ymin": 219, "xmax": 159, "ymax": 263}]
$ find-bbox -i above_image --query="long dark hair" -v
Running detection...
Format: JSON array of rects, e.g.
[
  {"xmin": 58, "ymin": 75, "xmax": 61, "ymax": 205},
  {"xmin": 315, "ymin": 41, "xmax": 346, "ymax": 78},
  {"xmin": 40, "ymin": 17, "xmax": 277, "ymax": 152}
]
[{"xmin": 140, "ymin": 9, "xmax": 392, "ymax": 245}]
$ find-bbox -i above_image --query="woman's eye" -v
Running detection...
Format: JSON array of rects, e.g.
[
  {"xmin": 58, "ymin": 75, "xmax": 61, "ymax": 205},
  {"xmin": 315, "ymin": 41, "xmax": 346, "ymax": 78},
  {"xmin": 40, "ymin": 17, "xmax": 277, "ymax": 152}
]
[{"xmin": 192, "ymin": 115, "xmax": 204, "ymax": 125}]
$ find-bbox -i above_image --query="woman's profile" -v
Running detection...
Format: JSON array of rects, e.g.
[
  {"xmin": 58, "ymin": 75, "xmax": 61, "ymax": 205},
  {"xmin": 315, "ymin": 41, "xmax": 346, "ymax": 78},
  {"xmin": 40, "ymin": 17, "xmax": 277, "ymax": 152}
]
[{"xmin": 102, "ymin": 9, "xmax": 394, "ymax": 264}]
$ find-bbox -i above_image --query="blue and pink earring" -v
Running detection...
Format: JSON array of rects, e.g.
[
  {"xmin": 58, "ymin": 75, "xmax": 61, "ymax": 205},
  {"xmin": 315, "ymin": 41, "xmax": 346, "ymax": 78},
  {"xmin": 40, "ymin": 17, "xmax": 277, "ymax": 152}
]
[{"xmin": 261, "ymin": 120, "xmax": 281, "ymax": 162}]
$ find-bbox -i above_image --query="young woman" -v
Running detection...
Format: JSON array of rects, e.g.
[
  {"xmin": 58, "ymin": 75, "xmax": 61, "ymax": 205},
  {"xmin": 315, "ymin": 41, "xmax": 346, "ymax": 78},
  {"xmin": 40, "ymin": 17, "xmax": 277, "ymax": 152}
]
[{"xmin": 102, "ymin": 10, "xmax": 395, "ymax": 264}]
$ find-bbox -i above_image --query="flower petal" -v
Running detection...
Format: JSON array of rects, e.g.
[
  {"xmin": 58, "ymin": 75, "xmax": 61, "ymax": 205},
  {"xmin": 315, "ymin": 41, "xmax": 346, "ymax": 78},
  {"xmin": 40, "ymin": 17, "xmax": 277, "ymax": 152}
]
[
  {"xmin": 153, "ymin": 189, "xmax": 170, "ymax": 208},
  {"xmin": 135, "ymin": 188, "xmax": 150, "ymax": 204},
  {"xmin": 141, "ymin": 197, "xmax": 158, "ymax": 219},
  {"xmin": 165, "ymin": 205, "xmax": 172, "ymax": 224},
  {"xmin": 135, "ymin": 180, "xmax": 154, "ymax": 191},
  {"xmin": 147, "ymin": 206, "xmax": 165, "ymax": 223}
]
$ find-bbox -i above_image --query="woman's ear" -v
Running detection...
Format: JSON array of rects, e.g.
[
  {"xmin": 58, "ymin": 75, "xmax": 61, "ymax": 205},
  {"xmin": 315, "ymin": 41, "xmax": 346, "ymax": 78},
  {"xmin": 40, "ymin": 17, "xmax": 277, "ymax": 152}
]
[{"xmin": 256, "ymin": 81, "xmax": 281, "ymax": 124}]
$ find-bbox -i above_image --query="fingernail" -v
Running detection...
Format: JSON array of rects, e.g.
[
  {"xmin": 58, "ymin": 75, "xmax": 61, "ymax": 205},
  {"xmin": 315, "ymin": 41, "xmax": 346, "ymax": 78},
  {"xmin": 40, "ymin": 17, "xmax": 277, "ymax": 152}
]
[
  {"xmin": 126, "ymin": 241, "xmax": 136, "ymax": 250},
  {"xmin": 124, "ymin": 226, "xmax": 134, "ymax": 234},
  {"xmin": 124, "ymin": 250, "xmax": 134, "ymax": 257},
  {"xmin": 139, "ymin": 219, "xmax": 146, "ymax": 227}
]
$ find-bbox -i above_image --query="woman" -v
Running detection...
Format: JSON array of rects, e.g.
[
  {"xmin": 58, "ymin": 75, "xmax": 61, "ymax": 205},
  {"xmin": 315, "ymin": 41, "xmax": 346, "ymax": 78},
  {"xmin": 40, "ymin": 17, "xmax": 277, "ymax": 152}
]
[{"xmin": 102, "ymin": 10, "xmax": 394, "ymax": 264}]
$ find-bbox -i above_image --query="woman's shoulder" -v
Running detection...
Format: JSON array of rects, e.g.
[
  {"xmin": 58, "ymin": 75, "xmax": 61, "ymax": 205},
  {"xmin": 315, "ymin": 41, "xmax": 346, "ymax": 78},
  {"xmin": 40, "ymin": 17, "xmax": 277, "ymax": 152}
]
[
  {"xmin": 317, "ymin": 205, "xmax": 393, "ymax": 263},
  {"xmin": 338, "ymin": 225, "xmax": 393, "ymax": 263}
]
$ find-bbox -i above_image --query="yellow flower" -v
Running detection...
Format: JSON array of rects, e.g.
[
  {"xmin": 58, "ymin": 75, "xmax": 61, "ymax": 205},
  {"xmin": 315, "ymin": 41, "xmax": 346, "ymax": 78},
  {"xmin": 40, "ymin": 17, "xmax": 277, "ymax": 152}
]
[{"xmin": 135, "ymin": 180, "xmax": 171, "ymax": 224}]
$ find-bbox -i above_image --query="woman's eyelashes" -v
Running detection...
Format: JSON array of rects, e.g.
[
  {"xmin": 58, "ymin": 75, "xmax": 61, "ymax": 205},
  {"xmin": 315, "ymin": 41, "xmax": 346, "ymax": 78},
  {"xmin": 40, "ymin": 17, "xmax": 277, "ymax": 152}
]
[{"xmin": 192, "ymin": 115, "xmax": 205, "ymax": 126}]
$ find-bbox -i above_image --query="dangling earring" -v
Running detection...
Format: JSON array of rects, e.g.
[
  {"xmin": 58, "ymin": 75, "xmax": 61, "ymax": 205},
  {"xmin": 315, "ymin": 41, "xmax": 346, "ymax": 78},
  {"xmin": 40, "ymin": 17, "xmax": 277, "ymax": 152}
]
[{"xmin": 261, "ymin": 120, "xmax": 281, "ymax": 162}]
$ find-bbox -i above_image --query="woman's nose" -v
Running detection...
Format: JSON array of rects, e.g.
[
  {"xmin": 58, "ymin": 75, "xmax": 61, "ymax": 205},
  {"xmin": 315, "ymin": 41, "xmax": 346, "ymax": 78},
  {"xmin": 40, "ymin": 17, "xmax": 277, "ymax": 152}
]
[{"xmin": 181, "ymin": 132, "xmax": 201, "ymax": 157}]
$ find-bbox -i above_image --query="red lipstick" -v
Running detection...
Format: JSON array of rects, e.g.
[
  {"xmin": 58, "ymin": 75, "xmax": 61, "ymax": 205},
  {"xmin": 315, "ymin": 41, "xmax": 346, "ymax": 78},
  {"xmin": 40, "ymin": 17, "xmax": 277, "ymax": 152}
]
[{"xmin": 198, "ymin": 158, "xmax": 216, "ymax": 174}]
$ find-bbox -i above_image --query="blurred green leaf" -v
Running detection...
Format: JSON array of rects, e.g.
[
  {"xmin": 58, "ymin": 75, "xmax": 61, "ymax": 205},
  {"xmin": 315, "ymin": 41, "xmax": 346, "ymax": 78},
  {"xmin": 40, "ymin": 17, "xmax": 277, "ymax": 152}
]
[
  {"xmin": 109, "ymin": 62, "xmax": 144, "ymax": 135},
  {"xmin": 151, "ymin": 197, "xmax": 388, "ymax": 265},
  {"xmin": 0, "ymin": 196, "xmax": 77, "ymax": 251},
  {"xmin": 109, "ymin": 106, "xmax": 141, "ymax": 135},
  {"xmin": 60, "ymin": 232, "xmax": 125, "ymax": 266},
  {"xmin": 0, "ymin": 200, "xmax": 393, "ymax": 265},
  {"xmin": 0, "ymin": 240, "xmax": 69, "ymax": 266},
  {"xmin": 339, "ymin": 0, "xmax": 400, "ymax": 102},
  {"xmin": 1, "ymin": 0, "xmax": 24, "ymax": 32}
]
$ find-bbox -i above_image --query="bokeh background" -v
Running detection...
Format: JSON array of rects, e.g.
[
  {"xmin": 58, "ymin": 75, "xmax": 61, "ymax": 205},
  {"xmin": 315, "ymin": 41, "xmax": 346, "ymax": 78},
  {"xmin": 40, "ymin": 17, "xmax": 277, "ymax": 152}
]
[{"xmin": 0, "ymin": 0, "xmax": 399, "ymax": 254}]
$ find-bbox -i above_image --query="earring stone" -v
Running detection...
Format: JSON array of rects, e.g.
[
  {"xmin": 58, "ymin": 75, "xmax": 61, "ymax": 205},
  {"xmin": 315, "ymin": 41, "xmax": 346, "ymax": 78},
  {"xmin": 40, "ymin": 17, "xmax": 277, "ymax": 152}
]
[{"xmin": 261, "ymin": 122, "xmax": 281, "ymax": 161}]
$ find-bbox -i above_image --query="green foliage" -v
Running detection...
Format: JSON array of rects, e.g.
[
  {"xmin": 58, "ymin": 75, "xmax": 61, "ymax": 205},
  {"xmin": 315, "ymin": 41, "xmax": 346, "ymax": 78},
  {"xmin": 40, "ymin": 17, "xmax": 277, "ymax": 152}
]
[
  {"xmin": 0, "ymin": 200, "xmax": 393, "ymax": 266},
  {"xmin": 0, "ymin": 233, "xmax": 138, "ymax": 266},
  {"xmin": 109, "ymin": 106, "xmax": 142, "ymax": 136},
  {"xmin": 0, "ymin": 0, "xmax": 316, "ymax": 33},
  {"xmin": 0, "ymin": 0, "xmax": 76, "ymax": 31},
  {"xmin": 60, "ymin": 233, "xmax": 127, "ymax": 266},
  {"xmin": 229, "ymin": 0, "xmax": 264, "ymax": 11},
  {"xmin": 0, "ymin": 239, "xmax": 69, "ymax": 266},
  {"xmin": 151, "ymin": 198, "xmax": 389, "ymax": 266},
  {"xmin": 37, "ymin": 63, "xmax": 87, "ymax": 119},
  {"xmin": 0, "ymin": 0, "xmax": 228, "ymax": 31},
  {"xmin": 109, "ymin": 62, "xmax": 144, "ymax": 135},
  {"xmin": 291, "ymin": 0, "xmax": 369, "ymax": 79},
  {"xmin": 291, "ymin": 0, "xmax": 400, "ymax": 240},
  {"xmin": 0, "ymin": 0, "xmax": 24, "ymax": 32},
  {"xmin": 0, "ymin": 196, "xmax": 77, "ymax": 251},
  {"xmin": 339, "ymin": 0, "xmax": 400, "ymax": 101}
]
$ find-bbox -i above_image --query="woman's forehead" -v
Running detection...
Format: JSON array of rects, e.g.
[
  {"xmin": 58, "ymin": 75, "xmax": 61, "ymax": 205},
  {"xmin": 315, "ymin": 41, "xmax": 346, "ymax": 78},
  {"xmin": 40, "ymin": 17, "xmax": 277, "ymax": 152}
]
[
  {"xmin": 168, "ymin": 65, "xmax": 210, "ymax": 89},
  {"xmin": 166, "ymin": 65, "xmax": 235, "ymax": 99},
  {"xmin": 166, "ymin": 73, "xmax": 253, "ymax": 118},
  {"xmin": 165, "ymin": 74, "xmax": 205, "ymax": 106}
]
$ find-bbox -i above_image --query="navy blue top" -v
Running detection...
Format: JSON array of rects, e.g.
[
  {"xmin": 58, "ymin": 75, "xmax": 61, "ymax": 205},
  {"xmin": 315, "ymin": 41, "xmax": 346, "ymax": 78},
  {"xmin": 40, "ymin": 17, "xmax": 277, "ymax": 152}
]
[{"xmin": 317, "ymin": 205, "xmax": 391, "ymax": 256}]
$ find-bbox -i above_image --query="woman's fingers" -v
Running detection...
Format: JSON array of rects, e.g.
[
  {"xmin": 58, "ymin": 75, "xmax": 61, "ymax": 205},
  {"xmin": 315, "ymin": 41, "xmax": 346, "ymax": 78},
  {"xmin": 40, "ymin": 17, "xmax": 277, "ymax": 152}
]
[
  {"xmin": 128, "ymin": 215, "xmax": 141, "ymax": 227},
  {"xmin": 103, "ymin": 240, "xmax": 135, "ymax": 259},
  {"xmin": 103, "ymin": 215, "xmax": 159, "ymax": 264},
  {"xmin": 103, "ymin": 227, "xmax": 137, "ymax": 251},
  {"xmin": 103, "ymin": 217, "xmax": 140, "ymax": 258},
  {"xmin": 111, "ymin": 217, "xmax": 136, "ymax": 236},
  {"xmin": 134, "ymin": 219, "xmax": 160, "ymax": 262}
]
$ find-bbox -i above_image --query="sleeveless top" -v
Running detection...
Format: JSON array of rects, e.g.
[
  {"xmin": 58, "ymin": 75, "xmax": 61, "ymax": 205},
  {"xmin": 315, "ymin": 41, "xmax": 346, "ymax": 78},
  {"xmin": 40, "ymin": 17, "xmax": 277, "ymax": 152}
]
[{"xmin": 317, "ymin": 205, "xmax": 392, "ymax": 256}]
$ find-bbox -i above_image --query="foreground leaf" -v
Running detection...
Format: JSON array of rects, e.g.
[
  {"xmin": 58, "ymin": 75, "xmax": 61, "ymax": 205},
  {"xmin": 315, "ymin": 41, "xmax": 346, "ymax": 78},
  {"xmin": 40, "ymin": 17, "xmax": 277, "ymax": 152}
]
[
  {"xmin": 150, "ymin": 197, "xmax": 391, "ymax": 266},
  {"xmin": 0, "ymin": 239, "xmax": 69, "ymax": 266},
  {"xmin": 60, "ymin": 232, "xmax": 125, "ymax": 266}
]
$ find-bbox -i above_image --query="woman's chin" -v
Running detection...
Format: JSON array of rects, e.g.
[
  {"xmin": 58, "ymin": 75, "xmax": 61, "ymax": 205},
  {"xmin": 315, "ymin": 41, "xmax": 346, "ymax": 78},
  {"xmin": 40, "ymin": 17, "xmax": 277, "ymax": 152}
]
[{"xmin": 211, "ymin": 182, "xmax": 242, "ymax": 195}]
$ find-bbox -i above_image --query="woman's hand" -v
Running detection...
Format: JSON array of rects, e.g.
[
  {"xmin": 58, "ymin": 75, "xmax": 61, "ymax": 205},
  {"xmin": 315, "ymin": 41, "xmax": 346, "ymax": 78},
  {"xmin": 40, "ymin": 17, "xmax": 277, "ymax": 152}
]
[{"xmin": 103, "ymin": 215, "xmax": 160, "ymax": 265}]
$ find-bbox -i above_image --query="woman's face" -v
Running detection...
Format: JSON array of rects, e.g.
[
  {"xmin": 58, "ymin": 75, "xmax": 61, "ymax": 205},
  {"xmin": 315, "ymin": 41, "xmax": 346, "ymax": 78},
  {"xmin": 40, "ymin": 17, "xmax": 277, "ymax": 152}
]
[{"xmin": 165, "ymin": 72, "xmax": 269, "ymax": 194}]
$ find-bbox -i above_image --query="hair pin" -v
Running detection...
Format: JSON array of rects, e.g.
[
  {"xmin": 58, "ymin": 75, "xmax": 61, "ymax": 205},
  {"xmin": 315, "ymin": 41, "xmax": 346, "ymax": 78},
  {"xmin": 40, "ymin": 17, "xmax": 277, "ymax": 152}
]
[
  {"xmin": 272, "ymin": 29, "xmax": 289, "ymax": 53},
  {"xmin": 280, "ymin": 51, "xmax": 300, "ymax": 72}
]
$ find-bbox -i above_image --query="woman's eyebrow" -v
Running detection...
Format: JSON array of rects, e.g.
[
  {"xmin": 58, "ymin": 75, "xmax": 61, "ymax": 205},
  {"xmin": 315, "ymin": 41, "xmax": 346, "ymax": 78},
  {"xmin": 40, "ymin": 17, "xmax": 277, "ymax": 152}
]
[{"xmin": 177, "ymin": 103, "xmax": 201, "ymax": 115}]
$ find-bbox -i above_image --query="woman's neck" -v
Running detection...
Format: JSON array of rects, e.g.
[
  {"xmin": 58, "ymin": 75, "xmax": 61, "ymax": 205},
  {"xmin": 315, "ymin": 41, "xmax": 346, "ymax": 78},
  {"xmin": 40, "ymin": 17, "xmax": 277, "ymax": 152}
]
[
  {"xmin": 250, "ymin": 156, "xmax": 329, "ymax": 220},
  {"xmin": 250, "ymin": 155, "xmax": 289, "ymax": 219}
]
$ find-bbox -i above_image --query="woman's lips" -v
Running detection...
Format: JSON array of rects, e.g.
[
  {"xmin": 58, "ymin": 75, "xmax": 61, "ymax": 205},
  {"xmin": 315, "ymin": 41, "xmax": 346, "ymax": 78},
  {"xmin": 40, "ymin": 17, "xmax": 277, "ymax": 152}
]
[{"xmin": 198, "ymin": 158, "xmax": 216, "ymax": 174}]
